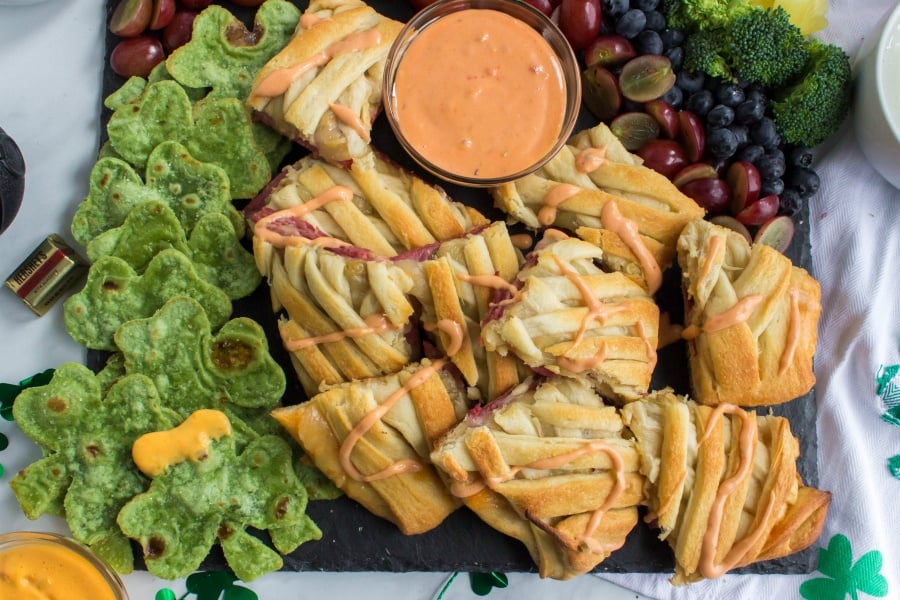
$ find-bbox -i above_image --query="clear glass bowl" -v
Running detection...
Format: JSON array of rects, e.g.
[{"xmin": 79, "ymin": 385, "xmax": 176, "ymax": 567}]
[
  {"xmin": 0, "ymin": 531, "xmax": 129, "ymax": 599},
  {"xmin": 382, "ymin": 0, "xmax": 581, "ymax": 188}
]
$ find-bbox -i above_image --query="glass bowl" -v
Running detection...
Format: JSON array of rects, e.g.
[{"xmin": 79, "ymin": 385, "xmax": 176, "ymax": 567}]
[
  {"xmin": 0, "ymin": 531, "xmax": 129, "ymax": 599},
  {"xmin": 382, "ymin": 0, "xmax": 581, "ymax": 188}
]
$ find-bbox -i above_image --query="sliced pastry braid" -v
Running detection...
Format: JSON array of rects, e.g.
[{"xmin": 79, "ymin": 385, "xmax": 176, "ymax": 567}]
[
  {"xmin": 249, "ymin": 152, "xmax": 489, "ymax": 259},
  {"xmin": 621, "ymin": 390, "xmax": 830, "ymax": 585},
  {"xmin": 248, "ymin": 0, "xmax": 402, "ymax": 163},
  {"xmin": 405, "ymin": 221, "xmax": 527, "ymax": 402},
  {"xmin": 272, "ymin": 359, "xmax": 468, "ymax": 534},
  {"xmin": 259, "ymin": 241, "xmax": 417, "ymax": 396},
  {"xmin": 492, "ymin": 122, "xmax": 704, "ymax": 289},
  {"xmin": 481, "ymin": 232, "xmax": 659, "ymax": 402},
  {"xmin": 430, "ymin": 376, "xmax": 643, "ymax": 579},
  {"xmin": 677, "ymin": 219, "xmax": 821, "ymax": 406}
]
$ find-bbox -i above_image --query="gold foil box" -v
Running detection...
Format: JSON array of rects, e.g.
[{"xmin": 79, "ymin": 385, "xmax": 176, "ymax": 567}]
[{"xmin": 5, "ymin": 234, "xmax": 88, "ymax": 315}]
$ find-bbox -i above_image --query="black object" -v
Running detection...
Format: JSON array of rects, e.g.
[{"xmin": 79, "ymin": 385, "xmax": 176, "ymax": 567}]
[
  {"xmin": 0, "ymin": 126, "xmax": 25, "ymax": 235},
  {"xmin": 96, "ymin": 0, "xmax": 821, "ymax": 577}
]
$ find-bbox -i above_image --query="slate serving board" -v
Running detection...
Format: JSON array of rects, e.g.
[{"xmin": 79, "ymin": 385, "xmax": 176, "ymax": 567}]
[{"xmin": 96, "ymin": 0, "xmax": 820, "ymax": 575}]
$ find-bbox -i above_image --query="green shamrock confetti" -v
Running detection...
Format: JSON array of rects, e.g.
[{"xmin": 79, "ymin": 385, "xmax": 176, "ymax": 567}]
[
  {"xmin": 10, "ymin": 363, "xmax": 180, "ymax": 573},
  {"xmin": 156, "ymin": 589, "xmax": 177, "ymax": 600},
  {"xmin": 876, "ymin": 364, "xmax": 899, "ymax": 395},
  {"xmin": 469, "ymin": 572, "xmax": 509, "ymax": 596},
  {"xmin": 185, "ymin": 571, "xmax": 258, "ymax": 600},
  {"xmin": 800, "ymin": 534, "xmax": 888, "ymax": 600},
  {"xmin": 877, "ymin": 365, "xmax": 900, "ymax": 427},
  {"xmin": 0, "ymin": 369, "xmax": 55, "ymax": 421},
  {"xmin": 888, "ymin": 455, "xmax": 900, "ymax": 480}
]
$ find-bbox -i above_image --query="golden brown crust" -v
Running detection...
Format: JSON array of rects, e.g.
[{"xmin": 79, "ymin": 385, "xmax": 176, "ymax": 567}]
[
  {"xmin": 621, "ymin": 392, "xmax": 830, "ymax": 585},
  {"xmin": 678, "ymin": 219, "xmax": 821, "ymax": 406}
]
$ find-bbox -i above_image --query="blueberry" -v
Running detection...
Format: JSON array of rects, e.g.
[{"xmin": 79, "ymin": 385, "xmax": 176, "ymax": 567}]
[
  {"xmin": 729, "ymin": 124, "xmax": 749, "ymax": 148},
  {"xmin": 616, "ymin": 9, "xmax": 646, "ymax": 39},
  {"xmin": 760, "ymin": 177, "xmax": 784, "ymax": 196},
  {"xmin": 707, "ymin": 128, "xmax": 739, "ymax": 159},
  {"xmin": 778, "ymin": 188, "xmax": 804, "ymax": 216},
  {"xmin": 660, "ymin": 85, "xmax": 683, "ymax": 109},
  {"xmin": 715, "ymin": 84, "xmax": 745, "ymax": 107},
  {"xmin": 788, "ymin": 146, "xmax": 814, "ymax": 168},
  {"xmin": 745, "ymin": 86, "xmax": 767, "ymax": 105},
  {"xmin": 635, "ymin": 30, "xmax": 664, "ymax": 55},
  {"xmin": 735, "ymin": 98, "xmax": 765, "ymax": 124},
  {"xmin": 643, "ymin": 10, "xmax": 666, "ymax": 31},
  {"xmin": 635, "ymin": 0, "xmax": 659, "ymax": 10},
  {"xmin": 756, "ymin": 154, "xmax": 786, "ymax": 180},
  {"xmin": 768, "ymin": 147, "xmax": 785, "ymax": 165},
  {"xmin": 664, "ymin": 46, "xmax": 684, "ymax": 71},
  {"xmin": 660, "ymin": 28, "xmax": 685, "ymax": 49},
  {"xmin": 706, "ymin": 104, "xmax": 734, "ymax": 128},
  {"xmin": 736, "ymin": 144, "xmax": 766, "ymax": 164},
  {"xmin": 676, "ymin": 70, "xmax": 705, "ymax": 94},
  {"xmin": 785, "ymin": 167, "xmax": 820, "ymax": 197},
  {"xmin": 751, "ymin": 117, "xmax": 781, "ymax": 150},
  {"xmin": 603, "ymin": 0, "xmax": 630, "ymax": 18},
  {"xmin": 685, "ymin": 89, "xmax": 714, "ymax": 116}
]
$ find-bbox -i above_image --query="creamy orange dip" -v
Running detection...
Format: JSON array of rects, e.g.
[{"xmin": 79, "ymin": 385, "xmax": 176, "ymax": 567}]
[
  {"xmin": 0, "ymin": 541, "xmax": 118, "ymax": 600},
  {"xmin": 391, "ymin": 9, "xmax": 567, "ymax": 180}
]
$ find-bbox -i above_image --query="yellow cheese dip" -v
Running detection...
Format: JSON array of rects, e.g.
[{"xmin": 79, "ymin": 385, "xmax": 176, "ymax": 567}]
[
  {"xmin": 0, "ymin": 533, "xmax": 125, "ymax": 600},
  {"xmin": 132, "ymin": 409, "xmax": 232, "ymax": 477},
  {"xmin": 391, "ymin": 8, "xmax": 567, "ymax": 180}
]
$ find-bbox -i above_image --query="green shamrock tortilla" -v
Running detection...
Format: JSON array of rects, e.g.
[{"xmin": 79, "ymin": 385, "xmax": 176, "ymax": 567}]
[
  {"xmin": 165, "ymin": 0, "xmax": 301, "ymax": 101},
  {"xmin": 87, "ymin": 201, "xmax": 260, "ymax": 300},
  {"xmin": 71, "ymin": 140, "xmax": 239, "ymax": 246},
  {"xmin": 106, "ymin": 79, "xmax": 271, "ymax": 199},
  {"xmin": 117, "ymin": 415, "xmax": 320, "ymax": 581},
  {"xmin": 10, "ymin": 363, "xmax": 180, "ymax": 573},
  {"xmin": 113, "ymin": 295, "xmax": 284, "ymax": 421},
  {"xmin": 64, "ymin": 249, "xmax": 232, "ymax": 351}
]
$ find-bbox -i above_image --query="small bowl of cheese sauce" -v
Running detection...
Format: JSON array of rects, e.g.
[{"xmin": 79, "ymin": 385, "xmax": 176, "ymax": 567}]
[
  {"xmin": 0, "ymin": 532, "xmax": 128, "ymax": 600},
  {"xmin": 383, "ymin": 0, "xmax": 581, "ymax": 187}
]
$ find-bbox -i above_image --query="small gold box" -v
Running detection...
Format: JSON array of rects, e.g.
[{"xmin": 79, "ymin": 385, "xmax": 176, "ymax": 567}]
[{"xmin": 5, "ymin": 234, "xmax": 88, "ymax": 316}]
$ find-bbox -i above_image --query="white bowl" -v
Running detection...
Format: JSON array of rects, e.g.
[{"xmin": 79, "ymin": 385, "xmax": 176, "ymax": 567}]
[{"xmin": 854, "ymin": 2, "xmax": 900, "ymax": 189}]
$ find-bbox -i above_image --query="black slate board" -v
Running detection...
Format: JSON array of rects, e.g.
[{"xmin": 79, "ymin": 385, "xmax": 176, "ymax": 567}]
[{"xmin": 96, "ymin": 0, "xmax": 820, "ymax": 576}]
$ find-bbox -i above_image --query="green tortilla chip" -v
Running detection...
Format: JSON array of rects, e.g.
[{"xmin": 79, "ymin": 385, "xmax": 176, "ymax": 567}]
[
  {"xmin": 113, "ymin": 296, "xmax": 284, "ymax": 417},
  {"xmin": 10, "ymin": 363, "xmax": 179, "ymax": 574},
  {"xmin": 87, "ymin": 201, "xmax": 259, "ymax": 299},
  {"xmin": 117, "ymin": 424, "xmax": 317, "ymax": 581},
  {"xmin": 165, "ymin": 0, "xmax": 301, "ymax": 101},
  {"xmin": 104, "ymin": 76, "xmax": 148, "ymax": 111},
  {"xmin": 64, "ymin": 249, "xmax": 232, "ymax": 350},
  {"xmin": 106, "ymin": 80, "xmax": 271, "ymax": 199},
  {"xmin": 72, "ymin": 140, "xmax": 240, "ymax": 246}
]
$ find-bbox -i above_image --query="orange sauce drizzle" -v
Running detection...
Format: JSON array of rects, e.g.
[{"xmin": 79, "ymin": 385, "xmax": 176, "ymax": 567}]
[
  {"xmin": 575, "ymin": 146, "xmax": 607, "ymax": 173},
  {"xmin": 253, "ymin": 185, "xmax": 354, "ymax": 248},
  {"xmin": 299, "ymin": 12, "xmax": 327, "ymax": 28},
  {"xmin": 657, "ymin": 312, "xmax": 684, "ymax": 349},
  {"xmin": 558, "ymin": 344, "xmax": 607, "ymax": 373},
  {"xmin": 698, "ymin": 235, "xmax": 724, "ymax": 288},
  {"xmin": 329, "ymin": 102, "xmax": 372, "ymax": 142},
  {"xmin": 704, "ymin": 294, "xmax": 762, "ymax": 333},
  {"xmin": 424, "ymin": 319, "xmax": 466, "ymax": 357},
  {"xmin": 283, "ymin": 314, "xmax": 397, "ymax": 352},
  {"xmin": 600, "ymin": 201, "xmax": 662, "ymax": 295},
  {"xmin": 509, "ymin": 233, "xmax": 533, "ymax": 250},
  {"xmin": 635, "ymin": 320, "xmax": 658, "ymax": 373},
  {"xmin": 254, "ymin": 29, "xmax": 382, "ymax": 98},
  {"xmin": 779, "ymin": 288, "xmax": 801, "ymax": 374},
  {"xmin": 458, "ymin": 272, "xmax": 518, "ymax": 296},
  {"xmin": 538, "ymin": 183, "xmax": 581, "ymax": 226},
  {"xmin": 339, "ymin": 359, "xmax": 448, "ymax": 482},
  {"xmin": 697, "ymin": 403, "xmax": 773, "ymax": 579},
  {"xmin": 551, "ymin": 255, "xmax": 626, "ymax": 350}
]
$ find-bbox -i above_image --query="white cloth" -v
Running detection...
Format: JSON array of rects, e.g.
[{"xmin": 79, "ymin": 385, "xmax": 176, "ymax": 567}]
[{"xmin": 604, "ymin": 1, "xmax": 900, "ymax": 598}]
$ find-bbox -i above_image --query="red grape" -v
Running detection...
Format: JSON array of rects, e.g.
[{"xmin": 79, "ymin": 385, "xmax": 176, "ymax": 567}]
[
  {"xmin": 149, "ymin": 0, "xmax": 175, "ymax": 30},
  {"xmin": 558, "ymin": 0, "xmax": 602, "ymax": 50},
  {"xmin": 162, "ymin": 10, "xmax": 198, "ymax": 53},
  {"xmin": 109, "ymin": 0, "xmax": 153, "ymax": 37},
  {"xmin": 680, "ymin": 177, "xmax": 730, "ymax": 213},
  {"xmin": 110, "ymin": 35, "xmax": 165, "ymax": 78},
  {"xmin": 635, "ymin": 139, "xmax": 687, "ymax": 179},
  {"xmin": 521, "ymin": 0, "xmax": 553, "ymax": 16},
  {"xmin": 178, "ymin": 0, "xmax": 211, "ymax": 9}
]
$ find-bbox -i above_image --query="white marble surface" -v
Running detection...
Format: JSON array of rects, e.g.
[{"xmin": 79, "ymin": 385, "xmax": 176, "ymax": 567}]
[{"xmin": 0, "ymin": 2, "xmax": 646, "ymax": 598}]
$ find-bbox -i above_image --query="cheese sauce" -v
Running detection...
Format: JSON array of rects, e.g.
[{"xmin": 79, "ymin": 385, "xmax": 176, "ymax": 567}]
[
  {"xmin": 132, "ymin": 409, "xmax": 232, "ymax": 478},
  {"xmin": 391, "ymin": 9, "xmax": 567, "ymax": 179}
]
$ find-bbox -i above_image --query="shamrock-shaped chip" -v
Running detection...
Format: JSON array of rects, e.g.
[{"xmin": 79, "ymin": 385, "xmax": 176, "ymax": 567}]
[
  {"xmin": 10, "ymin": 363, "xmax": 180, "ymax": 573},
  {"xmin": 72, "ymin": 140, "xmax": 240, "ymax": 246},
  {"xmin": 166, "ymin": 0, "xmax": 301, "ymax": 101},
  {"xmin": 64, "ymin": 249, "xmax": 232, "ymax": 350},
  {"xmin": 106, "ymin": 79, "xmax": 271, "ymax": 198},
  {"xmin": 113, "ymin": 296, "xmax": 284, "ymax": 423},
  {"xmin": 87, "ymin": 201, "xmax": 260, "ymax": 300},
  {"xmin": 118, "ymin": 410, "xmax": 320, "ymax": 581}
]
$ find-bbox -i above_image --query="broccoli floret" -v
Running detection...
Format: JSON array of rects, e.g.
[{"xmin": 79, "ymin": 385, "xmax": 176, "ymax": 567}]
[
  {"xmin": 771, "ymin": 39, "xmax": 852, "ymax": 147},
  {"xmin": 727, "ymin": 7, "xmax": 810, "ymax": 88},
  {"xmin": 663, "ymin": 0, "xmax": 752, "ymax": 31},
  {"xmin": 683, "ymin": 29, "xmax": 733, "ymax": 81}
]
